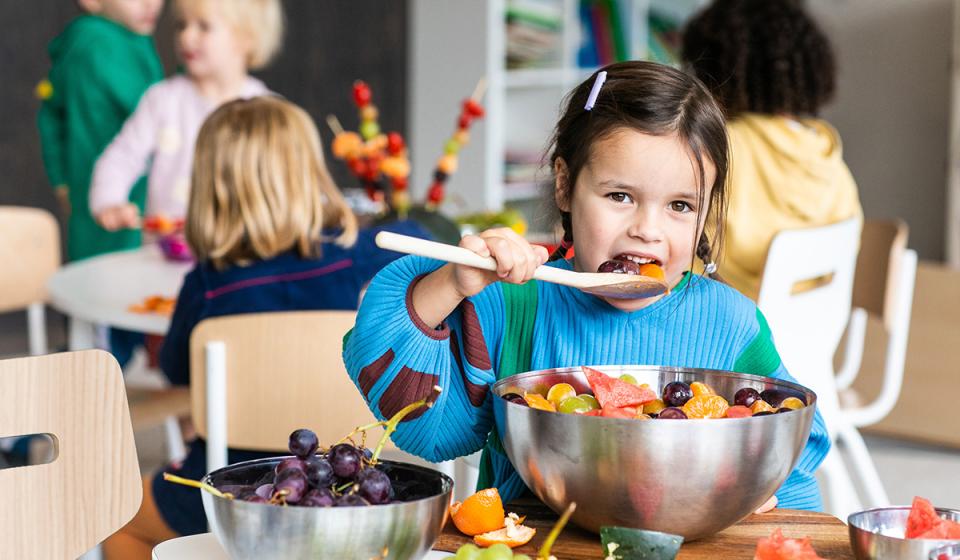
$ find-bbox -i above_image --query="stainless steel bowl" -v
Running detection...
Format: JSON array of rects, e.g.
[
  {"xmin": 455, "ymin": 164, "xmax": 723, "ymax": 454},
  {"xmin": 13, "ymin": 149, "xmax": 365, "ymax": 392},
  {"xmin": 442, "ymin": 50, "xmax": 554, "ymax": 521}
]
[
  {"xmin": 492, "ymin": 365, "xmax": 817, "ymax": 540},
  {"xmin": 201, "ymin": 457, "xmax": 452, "ymax": 560},
  {"xmin": 932, "ymin": 543, "xmax": 960, "ymax": 560},
  {"xmin": 848, "ymin": 506, "xmax": 960, "ymax": 560}
]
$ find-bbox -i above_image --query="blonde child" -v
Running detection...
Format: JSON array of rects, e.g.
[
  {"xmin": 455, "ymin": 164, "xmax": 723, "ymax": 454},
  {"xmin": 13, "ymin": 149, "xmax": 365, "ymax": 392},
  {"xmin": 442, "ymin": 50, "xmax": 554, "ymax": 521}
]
[
  {"xmin": 90, "ymin": 0, "xmax": 283, "ymax": 230},
  {"xmin": 103, "ymin": 97, "xmax": 428, "ymax": 558},
  {"xmin": 344, "ymin": 61, "xmax": 831, "ymax": 511},
  {"xmin": 37, "ymin": 0, "xmax": 164, "ymax": 260}
]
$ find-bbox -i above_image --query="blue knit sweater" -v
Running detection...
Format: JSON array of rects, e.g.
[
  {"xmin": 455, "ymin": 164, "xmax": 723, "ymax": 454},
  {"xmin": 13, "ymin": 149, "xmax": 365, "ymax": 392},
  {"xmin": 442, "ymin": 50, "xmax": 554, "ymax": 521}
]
[{"xmin": 343, "ymin": 256, "xmax": 830, "ymax": 510}]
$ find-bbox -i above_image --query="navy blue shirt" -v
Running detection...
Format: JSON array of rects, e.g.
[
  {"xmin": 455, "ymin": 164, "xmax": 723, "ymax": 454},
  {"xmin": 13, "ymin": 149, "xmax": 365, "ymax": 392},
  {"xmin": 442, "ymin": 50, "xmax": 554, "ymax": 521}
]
[{"xmin": 153, "ymin": 220, "xmax": 429, "ymax": 535}]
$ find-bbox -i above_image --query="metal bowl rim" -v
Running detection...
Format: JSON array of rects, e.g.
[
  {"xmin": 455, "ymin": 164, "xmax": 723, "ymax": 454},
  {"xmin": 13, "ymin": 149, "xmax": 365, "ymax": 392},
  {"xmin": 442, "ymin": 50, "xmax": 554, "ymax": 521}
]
[
  {"xmin": 492, "ymin": 364, "xmax": 818, "ymax": 406},
  {"xmin": 200, "ymin": 456, "xmax": 454, "ymax": 509}
]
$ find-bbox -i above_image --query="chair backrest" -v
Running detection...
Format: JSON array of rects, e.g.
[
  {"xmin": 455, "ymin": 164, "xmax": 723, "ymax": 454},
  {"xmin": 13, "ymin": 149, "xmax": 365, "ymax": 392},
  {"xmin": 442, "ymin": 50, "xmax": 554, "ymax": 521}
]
[
  {"xmin": 189, "ymin": 311, "xmax": 385, "ymax": 459},
  {"xmin": 0, "ymin": 350, "xmax": 141, "ymax": 558},
  {"xmin": 0, "ymin": 206, "xmax": 60, "ymax": 313},
  {"xmin": 852, "ymin": 219, "xmax": 909, "ymax": 332},
  {"xmin": 757, "ymin": 218, "xmax": 861, "ymax": 431}
]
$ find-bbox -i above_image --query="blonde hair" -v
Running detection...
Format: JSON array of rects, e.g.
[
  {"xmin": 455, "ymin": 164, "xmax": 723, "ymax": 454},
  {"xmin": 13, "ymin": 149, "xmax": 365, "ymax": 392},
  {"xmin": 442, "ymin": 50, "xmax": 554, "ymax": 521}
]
[
  {"xmin": 175, "ymin": 0, "xmax": 284, "ymax": 69},
  {"xmin": 187, "ymin": 96, "xmax": 358, "ymax": 269}
]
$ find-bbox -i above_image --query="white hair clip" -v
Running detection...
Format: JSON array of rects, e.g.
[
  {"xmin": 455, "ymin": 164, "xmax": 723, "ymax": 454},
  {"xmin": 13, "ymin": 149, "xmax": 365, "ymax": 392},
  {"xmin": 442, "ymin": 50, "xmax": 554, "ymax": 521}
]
[
  {"xmin": 584, "ymin": 71, "xmax": 607, "ymax": 111},
  {"xmin": 704, "ymin": 262, "xmax": 718, "ymax": 275}
]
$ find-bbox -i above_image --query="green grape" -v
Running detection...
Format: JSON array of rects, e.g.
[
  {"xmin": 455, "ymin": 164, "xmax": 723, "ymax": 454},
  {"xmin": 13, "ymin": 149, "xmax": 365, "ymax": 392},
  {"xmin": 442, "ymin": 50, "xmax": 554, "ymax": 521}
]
[
  {"xmin": 619, "ymin": 374, "xmax": 638, "ymax": 385},
  {"xmin": 454, "ymin": 543, "xmax": 482, "ymax": 560},
  {"xmin": 558, "ymin": 396, "xmax": 592, "ymax": 414},
  {"xmin": 479, "ymin": 543, "xmax": 514, "ymax": 560},
  {"xmin": 578, "ymin": 394, "xmax": 600, "ymax": 410}
]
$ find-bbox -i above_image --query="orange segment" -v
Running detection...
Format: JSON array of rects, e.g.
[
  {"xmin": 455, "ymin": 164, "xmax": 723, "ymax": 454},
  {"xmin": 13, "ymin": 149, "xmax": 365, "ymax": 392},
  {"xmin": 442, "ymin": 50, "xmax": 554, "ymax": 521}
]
[
  {"xmin": 690, "ymin": 381, "xmax": 715, "ymax": 397},
  {"xmin": 682, "ymin": 394, "xmax": 730, "ymax": 419},
  {"xmin": 779, "ymin": 397, "xmax": 805, "ymax": 410},
  {"xmin": 449, "ymin": 488, "xmax": 506, "ymax": 536},
  {"xmin": 639, "ymin": 263, "xmax": 665, "ymax": 281},
  {"xmin": 524, "ymin": 393, "xmax": 556, "ymax": 412},
  {"xmin": 473, "ymin": 514, "xmax": 536, "ymax": 548},
  {"xmin": 750, "ymin": 400, "xmax": 775, "ymax": 414}
]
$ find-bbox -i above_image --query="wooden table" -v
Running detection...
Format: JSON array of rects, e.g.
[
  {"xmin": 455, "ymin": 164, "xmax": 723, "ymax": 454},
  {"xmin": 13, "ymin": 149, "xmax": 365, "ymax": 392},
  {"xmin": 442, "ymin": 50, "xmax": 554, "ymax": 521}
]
[{"xmin": 434, "ymin": 500, "xmax": 854, "ymax": 559}]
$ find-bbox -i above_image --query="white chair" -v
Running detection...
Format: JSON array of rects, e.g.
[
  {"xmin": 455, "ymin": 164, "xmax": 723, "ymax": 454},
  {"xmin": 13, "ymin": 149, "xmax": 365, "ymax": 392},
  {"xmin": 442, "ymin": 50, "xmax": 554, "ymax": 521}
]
[
  {"xmin": 835, "ymin": 220, "xmax": 917, "ymax": 428},
  {"xmin": 0, "ymin": 350, "xmax": 141, "ymax": 559},
  {"xmin": 0, "ymin": 206, "xmax": 60, "ymax": 356},
  {"xmin": 757, "ymin": 217, "xmax": 888, "ymax": 518}
]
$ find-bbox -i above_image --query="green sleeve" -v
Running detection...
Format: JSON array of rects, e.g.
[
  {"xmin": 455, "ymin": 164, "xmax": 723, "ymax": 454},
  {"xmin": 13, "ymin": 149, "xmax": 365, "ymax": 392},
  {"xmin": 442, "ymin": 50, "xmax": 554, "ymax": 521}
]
[
  {"xmin": 37, "ymin": 91, "xmax": 66, "ymax": 188},
  {"xmin": 732, "ymin": 308, "xmax": 783, "ymax": 377}
]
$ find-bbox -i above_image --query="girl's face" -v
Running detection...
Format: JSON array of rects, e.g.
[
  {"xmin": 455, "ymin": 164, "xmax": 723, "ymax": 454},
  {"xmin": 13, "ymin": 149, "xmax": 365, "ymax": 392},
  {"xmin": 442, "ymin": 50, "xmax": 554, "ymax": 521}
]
[
  {"xmin": 91, "ymin": 0, "xmax": 164, "ymax": 35},
  {"xmin": 558, "ymin": 128, "xmax": 715, "ymax": 312},
  {"xmin": 174, "ymin": 2, "xmax": 250, "ymax": 80}
]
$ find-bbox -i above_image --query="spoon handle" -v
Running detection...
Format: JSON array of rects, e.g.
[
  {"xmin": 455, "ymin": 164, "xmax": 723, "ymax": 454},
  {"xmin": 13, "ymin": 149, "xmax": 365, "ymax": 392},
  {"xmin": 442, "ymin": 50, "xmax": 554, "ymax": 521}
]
[{"xmin": 375, "ymin": 232, "xmax": 583, "ymax": 288}]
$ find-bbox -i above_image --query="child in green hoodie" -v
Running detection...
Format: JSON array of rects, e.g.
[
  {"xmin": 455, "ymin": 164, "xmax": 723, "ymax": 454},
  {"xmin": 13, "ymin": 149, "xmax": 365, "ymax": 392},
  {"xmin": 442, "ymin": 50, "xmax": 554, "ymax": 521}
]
[{"xmin": 37, "ymin": 0, "xmax": 165, "ymax": 261}]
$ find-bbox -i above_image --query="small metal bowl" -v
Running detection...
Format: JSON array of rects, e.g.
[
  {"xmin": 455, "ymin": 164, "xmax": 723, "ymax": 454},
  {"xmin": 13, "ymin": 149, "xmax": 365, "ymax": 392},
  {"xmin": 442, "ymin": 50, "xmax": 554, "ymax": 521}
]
[
  {"xmin": 932, "ymin": 543, "xmax": 960, "ymax": 560},
  {"xmin": 848, "ymin": 506, "xmax": 960, "ymax": 560},
  {"xmin": 201, "ymin": 457, "xmax": 452, "ymax": 560},
  {"xmin": 492, "ymin": 365, "xmax": 817, "ymax": 540}
]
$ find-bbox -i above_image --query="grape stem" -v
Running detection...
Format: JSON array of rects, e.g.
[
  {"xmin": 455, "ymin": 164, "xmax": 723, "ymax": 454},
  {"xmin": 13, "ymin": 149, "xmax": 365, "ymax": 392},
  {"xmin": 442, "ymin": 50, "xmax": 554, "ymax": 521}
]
[
  {"xmin": 538, "ymin": 502, "xmax": 576, "ymax": 560},
  {"xmin": 163, "ymin": 473, "xmax": 233, "ymax": 500},
  {"xmin": 335, "ymin": 481, "xmax": 355, "ymax": 494},
  {"xmin": 370, "ymin": 385, "xmax": 442, "ymax": 465}
]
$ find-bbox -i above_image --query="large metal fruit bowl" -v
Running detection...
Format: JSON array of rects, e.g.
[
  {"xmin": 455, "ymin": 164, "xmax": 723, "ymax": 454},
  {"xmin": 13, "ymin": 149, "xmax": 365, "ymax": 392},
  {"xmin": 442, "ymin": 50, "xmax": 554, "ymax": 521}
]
[
  {"xmin": 492, "ymin": 365, "xmax": 817, "ymax": 541},
  {"xmin": 201, "ymin": 457, "xmax": 452, "ymax": 560}
]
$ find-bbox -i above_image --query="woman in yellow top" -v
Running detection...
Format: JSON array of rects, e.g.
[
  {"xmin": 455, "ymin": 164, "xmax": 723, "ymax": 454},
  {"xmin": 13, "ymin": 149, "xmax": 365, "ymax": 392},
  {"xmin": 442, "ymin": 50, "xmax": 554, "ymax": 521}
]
[{"xmin": 682, "ymin": 0, "xmax": 863, "ymax": 300}]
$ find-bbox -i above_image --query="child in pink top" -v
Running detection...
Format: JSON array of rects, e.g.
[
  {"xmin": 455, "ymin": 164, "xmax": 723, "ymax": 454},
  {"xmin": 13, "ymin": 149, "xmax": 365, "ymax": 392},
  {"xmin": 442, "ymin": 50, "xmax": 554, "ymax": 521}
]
[{"xmin": 90, "ymin": 0, "xmax": 284, "ymax": 230}]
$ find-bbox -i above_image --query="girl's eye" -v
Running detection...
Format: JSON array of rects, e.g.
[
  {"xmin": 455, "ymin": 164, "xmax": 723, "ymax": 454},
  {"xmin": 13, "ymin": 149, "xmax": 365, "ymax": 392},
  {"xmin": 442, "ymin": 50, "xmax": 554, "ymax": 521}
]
[
  {"xmin": 199, "ymin": 20, "xmax": 211, "ymax": 32},
  {"xmin": 670, "ymin": 201, "xmax": 694, "ymax": 213},
  {"xmin": 607, "ymin": 192, "xmax": 633, "ymax": 204}
]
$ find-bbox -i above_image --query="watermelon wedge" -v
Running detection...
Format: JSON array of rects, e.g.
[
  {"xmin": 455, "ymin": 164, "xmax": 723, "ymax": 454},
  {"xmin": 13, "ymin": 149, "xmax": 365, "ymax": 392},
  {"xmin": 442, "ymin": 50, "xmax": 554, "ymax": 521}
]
[
  {"xmin": 600, "ymin": 405, "xmax": 637, "ymax": 419},
  {"xmin": 907, "ymin": 496, "xmax": 960, "ymax": 539},
  {"xmin": 754, "ymin": 528, "xmax": 825, "ymax": 560},
  {"xmin": 583, "ymin": 367, "xmax": 656, "ymax": 408}
]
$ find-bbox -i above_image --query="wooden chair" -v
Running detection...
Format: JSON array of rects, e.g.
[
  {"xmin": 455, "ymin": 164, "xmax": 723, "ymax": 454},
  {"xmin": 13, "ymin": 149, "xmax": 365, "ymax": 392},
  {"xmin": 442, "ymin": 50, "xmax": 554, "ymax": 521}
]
[
  {"xmin": 757, "ymin": 217, "xmax": 887, "ymax": 518},
  {"xmin": 0, "ymin": 350, "xmax": 141, "ymax": 559},
  {"xmin": 0, "ymin": 206, "xmax": 60, "ymax": 356},
  {"xmin": 188, "ymin": 311, "xmax": 393, "ymax": 473}
]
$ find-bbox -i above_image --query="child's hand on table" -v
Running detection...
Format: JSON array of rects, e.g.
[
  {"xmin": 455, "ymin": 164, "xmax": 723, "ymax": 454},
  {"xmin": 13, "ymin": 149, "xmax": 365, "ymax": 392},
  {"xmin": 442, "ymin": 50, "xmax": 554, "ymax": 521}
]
[
  {"xmin": 755, "ymin": 495, "xmax": 778, "ymax": 514},
  {"xmin": 95, "ymin": 203, "xmax": 140, "ymax": 231}
]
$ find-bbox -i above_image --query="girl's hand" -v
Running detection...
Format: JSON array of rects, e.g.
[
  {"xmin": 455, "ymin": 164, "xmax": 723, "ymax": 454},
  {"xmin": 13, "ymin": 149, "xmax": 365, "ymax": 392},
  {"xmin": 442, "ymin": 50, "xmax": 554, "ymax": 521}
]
[
  {"xmin": 755, "ymin": 495, "xmax": 778, "ymax": 514},
  {"xmin": 95, "ymin": 204, "xmax": 141, "ymax": 231},
  {"xmin": 453, "ymin": 228, "xmax": 549, "ymax": 298}
]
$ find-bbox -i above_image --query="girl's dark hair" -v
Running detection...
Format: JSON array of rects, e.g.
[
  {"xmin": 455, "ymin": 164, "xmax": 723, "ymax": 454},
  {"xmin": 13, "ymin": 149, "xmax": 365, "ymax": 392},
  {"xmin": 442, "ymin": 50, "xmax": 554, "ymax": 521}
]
[
  {"xmin": 681, "ymin": 0, "xmax": 836, "ymax": 118},
  {"xmin": 547, "ymin": 60, "xmax": 728, "ymax": 281}
]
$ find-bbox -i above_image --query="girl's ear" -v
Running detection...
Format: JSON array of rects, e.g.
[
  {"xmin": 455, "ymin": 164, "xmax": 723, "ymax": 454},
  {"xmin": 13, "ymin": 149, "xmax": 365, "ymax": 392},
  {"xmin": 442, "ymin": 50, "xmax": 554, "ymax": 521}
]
[{"xmin": 554, "ymin": 158, "xmax": 572, "ymax": 213}]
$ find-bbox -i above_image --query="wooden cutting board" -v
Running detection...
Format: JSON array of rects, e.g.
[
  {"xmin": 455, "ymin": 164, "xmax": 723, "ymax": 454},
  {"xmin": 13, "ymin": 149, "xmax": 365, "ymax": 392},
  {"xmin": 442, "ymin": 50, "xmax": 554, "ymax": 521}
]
[{"xmin": 434, "ymin": 499, "xmax": 854, "ymax": 559}]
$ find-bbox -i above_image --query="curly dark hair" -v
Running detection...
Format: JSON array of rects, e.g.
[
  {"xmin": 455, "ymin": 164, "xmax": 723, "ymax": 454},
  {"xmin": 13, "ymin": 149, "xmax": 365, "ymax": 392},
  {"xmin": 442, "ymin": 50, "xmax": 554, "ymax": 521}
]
[{"xmin": 681, "ymin": 0, "xmax": 836, "ymax": 117}]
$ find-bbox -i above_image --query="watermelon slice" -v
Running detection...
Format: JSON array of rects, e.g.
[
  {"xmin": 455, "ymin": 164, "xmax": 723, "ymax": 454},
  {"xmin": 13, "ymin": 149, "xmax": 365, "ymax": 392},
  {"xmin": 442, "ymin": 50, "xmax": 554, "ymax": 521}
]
[
  {"xmin": 906, "ymin": 497, "xmax": 943, "ymax": 538},
  {"xmin": 600, "ymin": 405, "xmax": 637, "ymax": 419},
  {"xmin": 583, "ymin": 367, "xmax": 656, "ymax": 409},
  {"xmin": 754, "ymin": 528, "xmax": 825, "ymax": 560}
]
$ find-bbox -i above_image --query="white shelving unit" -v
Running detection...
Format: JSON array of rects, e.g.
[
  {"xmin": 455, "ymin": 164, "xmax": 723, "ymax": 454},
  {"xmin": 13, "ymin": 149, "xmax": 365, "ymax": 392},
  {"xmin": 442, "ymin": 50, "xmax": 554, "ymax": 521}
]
[{"xmin": 408, "ymin": 0, "xmax": 705, "ymax": 235}]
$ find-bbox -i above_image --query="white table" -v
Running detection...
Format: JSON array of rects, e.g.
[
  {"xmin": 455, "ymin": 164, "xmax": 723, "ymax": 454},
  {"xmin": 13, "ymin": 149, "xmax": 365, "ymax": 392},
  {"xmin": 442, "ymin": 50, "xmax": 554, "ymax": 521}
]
[
  {"xmin": 47, "ymin": 245, "xmax": 192, "ymax": 349},
  {"xmin": 152, "ymin": 533, "xmax": 454, "ymax": 559}
]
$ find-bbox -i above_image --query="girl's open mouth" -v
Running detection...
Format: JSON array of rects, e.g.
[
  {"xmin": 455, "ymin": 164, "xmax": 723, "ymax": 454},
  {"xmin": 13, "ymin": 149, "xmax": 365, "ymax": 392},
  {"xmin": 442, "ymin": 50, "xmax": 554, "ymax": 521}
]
[{"xmin": 598, "ymin": 253, "xmax": 663, "ymax": 275}]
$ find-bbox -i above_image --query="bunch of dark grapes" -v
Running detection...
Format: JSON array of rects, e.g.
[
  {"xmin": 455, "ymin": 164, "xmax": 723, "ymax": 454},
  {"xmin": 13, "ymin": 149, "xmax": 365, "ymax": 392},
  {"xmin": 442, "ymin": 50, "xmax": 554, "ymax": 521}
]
[{"xmin": 225, "ymin": 428, "xmax": 396, "ymax": 508}]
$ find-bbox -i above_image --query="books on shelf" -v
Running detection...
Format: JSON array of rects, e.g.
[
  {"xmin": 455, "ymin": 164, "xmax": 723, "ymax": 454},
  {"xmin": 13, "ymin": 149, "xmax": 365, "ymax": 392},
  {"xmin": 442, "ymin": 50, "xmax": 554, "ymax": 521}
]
[
  {"xmin": 506, "ymin": 0, "xmax": 564, "ymax": 69},
  {"xmin": 578, "ymin": 0, "xmax": 631, "ymax": 67}
]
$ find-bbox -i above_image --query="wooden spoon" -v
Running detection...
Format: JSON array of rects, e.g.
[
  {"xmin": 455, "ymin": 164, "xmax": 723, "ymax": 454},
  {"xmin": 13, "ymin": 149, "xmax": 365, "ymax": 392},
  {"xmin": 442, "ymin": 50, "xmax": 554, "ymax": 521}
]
[{"xmin": 375, "ymin": 232, "xmax": 668, "ymax": 299}]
